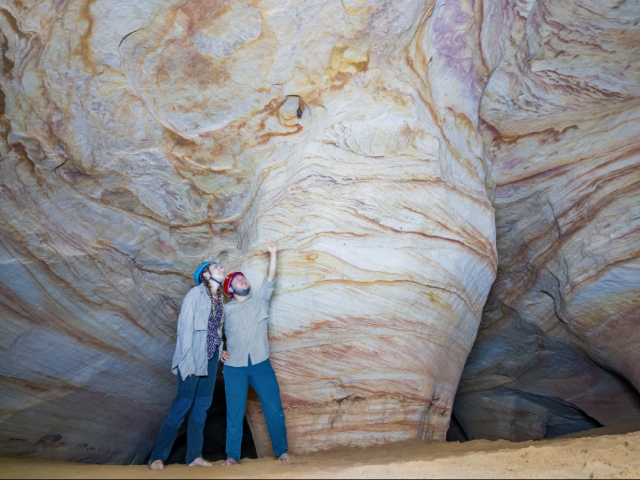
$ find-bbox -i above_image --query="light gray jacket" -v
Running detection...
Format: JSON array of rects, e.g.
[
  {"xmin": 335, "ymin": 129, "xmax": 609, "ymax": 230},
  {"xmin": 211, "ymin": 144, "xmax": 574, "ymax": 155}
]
[{"xmin": 171, "ymin": 283, "xmax": 223, "ymax": 380}]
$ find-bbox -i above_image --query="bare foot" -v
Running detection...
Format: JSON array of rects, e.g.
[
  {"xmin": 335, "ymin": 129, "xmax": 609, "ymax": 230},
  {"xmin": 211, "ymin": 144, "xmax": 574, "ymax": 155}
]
[
  {"xmin": 148, "ymin": 460, "xmax": 164, "ymax": 470},
  {"xmin": 278, "ymin": 453, "xmax": 291, "ymax": 462},
  {"xmin": 221, "ymin": 458, "xmax": 238, "ymax": 466},
  {"xmin": 188, "ymin": 457, "xmax": 212, "ymax": 467}
]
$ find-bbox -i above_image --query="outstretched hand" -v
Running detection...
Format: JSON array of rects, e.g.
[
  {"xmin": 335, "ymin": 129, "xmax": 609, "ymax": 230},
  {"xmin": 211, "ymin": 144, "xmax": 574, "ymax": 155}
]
[
  {"xmin": 266, "ymin": 234, "xmax": 277, "ymax": 281},
  {"xmin": 266, "ymin": 234, "xmax": 277, "ymax": 253}
]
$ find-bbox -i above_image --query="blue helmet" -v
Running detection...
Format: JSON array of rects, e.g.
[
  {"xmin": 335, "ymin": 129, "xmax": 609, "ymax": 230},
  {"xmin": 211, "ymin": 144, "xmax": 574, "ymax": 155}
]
[{"xmin": 193, "ymin": 261, "xmax": 219, "ymax": 285}]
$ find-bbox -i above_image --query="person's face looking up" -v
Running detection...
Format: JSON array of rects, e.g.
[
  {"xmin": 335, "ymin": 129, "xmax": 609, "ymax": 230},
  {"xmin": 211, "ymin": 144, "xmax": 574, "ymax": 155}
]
[
  {"xmin": 231, "ymin": 274, "xmax": 251, "ymax": 297},
  {"xmin": 203, "ymin": 263, "xmax": 225, "ymax": 284}
]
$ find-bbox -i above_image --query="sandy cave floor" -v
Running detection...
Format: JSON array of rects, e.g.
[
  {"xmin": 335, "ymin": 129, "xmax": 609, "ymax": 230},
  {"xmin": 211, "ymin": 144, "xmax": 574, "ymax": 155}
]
[{"xmin": 2, "ymin": 427, "xmax": 640, "ymax": 479}]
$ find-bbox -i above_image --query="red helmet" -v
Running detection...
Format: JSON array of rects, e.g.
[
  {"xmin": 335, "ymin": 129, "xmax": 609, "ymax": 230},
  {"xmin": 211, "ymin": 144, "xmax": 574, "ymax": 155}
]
[{"xmin": 223, "ymin": 272, "xmax": 244, "ymax": 298}]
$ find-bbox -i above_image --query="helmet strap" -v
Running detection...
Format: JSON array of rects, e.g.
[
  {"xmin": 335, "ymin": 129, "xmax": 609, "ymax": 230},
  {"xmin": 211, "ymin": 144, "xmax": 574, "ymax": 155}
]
[{"xmin": 204, "ymin": 265, "xmax": 223, "ymax": 286}]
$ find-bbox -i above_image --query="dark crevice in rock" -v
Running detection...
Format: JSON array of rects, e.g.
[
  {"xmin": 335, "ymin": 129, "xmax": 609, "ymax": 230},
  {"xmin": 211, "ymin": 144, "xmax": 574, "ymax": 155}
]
[
  {"xmin": 446, "ymin": 413, "xmax": 469, "ymax": 443},
  {"xmin": 588, "ymin": 360, "xmax": 640, "ymax": 405},
  {"xmin": 504, "ymin": 389, "xmax": 603, "ymax": 439}
]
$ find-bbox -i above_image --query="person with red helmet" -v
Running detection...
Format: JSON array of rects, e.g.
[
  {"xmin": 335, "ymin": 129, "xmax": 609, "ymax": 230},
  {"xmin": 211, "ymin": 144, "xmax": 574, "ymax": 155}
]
[{"xmin": 220, "ymin": 234, "xmax": 290, "ymax": 465}]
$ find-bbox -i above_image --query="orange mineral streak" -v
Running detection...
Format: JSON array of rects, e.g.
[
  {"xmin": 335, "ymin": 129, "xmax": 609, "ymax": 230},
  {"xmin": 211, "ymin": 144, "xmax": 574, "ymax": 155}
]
[{"xmin": 77, "ymin": 0, "xmax": 99, "ymax": 76}]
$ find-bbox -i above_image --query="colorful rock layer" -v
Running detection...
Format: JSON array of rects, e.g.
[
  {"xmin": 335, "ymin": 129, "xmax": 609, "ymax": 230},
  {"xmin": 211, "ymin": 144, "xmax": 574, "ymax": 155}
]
[
  {"xmin": 0, "ymin": 0, "xmax": 496, "ymax": 462},
  {"xmin": 0, "ymin": 0, "xmax": 638, "ymax": 465},
  {"xmin": 454, "ymin": 0, "xmax": 640, "ymax": 441}
]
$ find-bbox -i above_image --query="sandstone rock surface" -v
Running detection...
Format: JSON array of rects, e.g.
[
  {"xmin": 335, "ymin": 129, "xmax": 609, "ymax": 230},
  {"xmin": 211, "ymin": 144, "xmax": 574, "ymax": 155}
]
[
  {"xmin": 2, "ymin": 0, "xmax": 638, "ymax": 464},
  {"xmin": 0, "ymin": 0, "xmax": 497, "ymax": 463},
  {"xmin": 453, "ymin": 0, "xmax": 640, "ymax": 441}
]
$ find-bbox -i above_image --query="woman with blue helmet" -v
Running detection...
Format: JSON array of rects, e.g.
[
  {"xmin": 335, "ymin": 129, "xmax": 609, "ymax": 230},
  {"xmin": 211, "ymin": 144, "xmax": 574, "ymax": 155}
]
[{"xmin": 148, "ymin": 261, "xmax": 231, "ymax": 470}]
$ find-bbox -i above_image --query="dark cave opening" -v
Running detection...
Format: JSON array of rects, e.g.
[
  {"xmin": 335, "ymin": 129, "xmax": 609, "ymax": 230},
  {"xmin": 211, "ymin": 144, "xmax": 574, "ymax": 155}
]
[
  {"xmin": 146, "ymin": 361, "xmax": 257, "ymax": 465},
  {"xmin": 511, "ymin": 390, "xmax": 604, "ymax": 440},
  {"xmin": 446, "ymin": 413, "xmax": 469, "ymax": 442}
]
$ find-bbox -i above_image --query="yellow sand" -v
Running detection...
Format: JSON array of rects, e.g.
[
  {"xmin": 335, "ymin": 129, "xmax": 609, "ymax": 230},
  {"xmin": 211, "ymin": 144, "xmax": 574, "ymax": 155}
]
[{"xmin": 2, "ymin": 428, "xmax": 639, "ymax": 479}]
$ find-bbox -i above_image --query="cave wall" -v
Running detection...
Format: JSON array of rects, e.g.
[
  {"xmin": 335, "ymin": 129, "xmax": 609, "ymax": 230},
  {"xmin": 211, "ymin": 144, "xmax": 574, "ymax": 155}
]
[
  {"xmin": 232, "ymin": 0, "xmax": 499, "ymax": 453},
  {"xmin": 1, "ymin": 0, "xmax": 638, "ymax": 463},
  {"xmin": 454, "ymin": 0, "xmax": 640, "ymax": 441},
  {"xmin": 0, "ymin": 0, "xmax": 497, "ymax": 462}
]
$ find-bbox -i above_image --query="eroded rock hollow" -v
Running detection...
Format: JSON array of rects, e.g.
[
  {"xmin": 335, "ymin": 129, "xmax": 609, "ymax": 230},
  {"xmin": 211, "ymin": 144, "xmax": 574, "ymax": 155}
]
[
  {"xmin": 0, "ymin": 0, "xmax": 637, "ymax": 464},
  {"xmin": 454, "ymin": 0, "xmax": 640, "ymax": 441}
]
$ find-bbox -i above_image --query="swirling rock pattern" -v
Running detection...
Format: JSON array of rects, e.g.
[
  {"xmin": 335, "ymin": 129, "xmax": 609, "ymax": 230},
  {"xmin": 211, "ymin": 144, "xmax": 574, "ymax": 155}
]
[
  {"xmin": 0, "ymin": 0, "xmax": 496, "ymax": 463},
  {"xmin": 2, "ymin": 0, "xmax": 637, "ymax": 465},
  {"xmin": 454, "ymin": 0, "xmax": 640, "ymax": 441}
]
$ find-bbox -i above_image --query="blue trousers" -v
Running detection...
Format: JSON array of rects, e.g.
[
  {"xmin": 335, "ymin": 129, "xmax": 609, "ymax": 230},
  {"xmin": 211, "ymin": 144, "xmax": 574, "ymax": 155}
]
[
  {"xmin": 223, "ymin": 357, "xmax": 288, "ymax": 461},
  {"xmin": 149, "ymin": 350, "xmax": 218, "ymax": 464}
]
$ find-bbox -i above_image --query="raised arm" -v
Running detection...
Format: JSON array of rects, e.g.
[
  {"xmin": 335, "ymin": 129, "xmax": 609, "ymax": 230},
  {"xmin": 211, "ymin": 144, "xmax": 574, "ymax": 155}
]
[{"xmin": 266, "ymin": 234, "xmax": 277, "ymax": 282}]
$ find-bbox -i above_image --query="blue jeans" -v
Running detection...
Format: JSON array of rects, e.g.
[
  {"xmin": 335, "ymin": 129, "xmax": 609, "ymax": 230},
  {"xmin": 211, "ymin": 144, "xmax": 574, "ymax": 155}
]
[
  {"xmin": 149, "ymin": 350, "xmax": 218, "ymax": 464},
  {"xmin": 223, "ymin": 357, "xmax": 288, "ymax": 461}
]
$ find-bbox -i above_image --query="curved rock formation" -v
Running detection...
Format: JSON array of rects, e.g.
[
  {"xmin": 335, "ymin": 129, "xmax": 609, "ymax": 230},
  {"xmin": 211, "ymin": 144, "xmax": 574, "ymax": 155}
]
[
  {"xmin": 454, "ymin": 0, "xmax": 640, "ymax": 441},
  {"xmin": 2, "ymin": 0, "xmax": 637, "ymax": 464},
  {"xmin": 0, "ymin": 0, "xmax": 496, "ymax": 463}
]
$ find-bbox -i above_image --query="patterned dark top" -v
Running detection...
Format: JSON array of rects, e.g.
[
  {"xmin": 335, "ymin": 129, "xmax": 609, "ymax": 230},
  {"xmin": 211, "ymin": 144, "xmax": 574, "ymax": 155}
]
[{"xmin": 206, "ymin": 295, "xmax": 223, "ymax": 360}]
